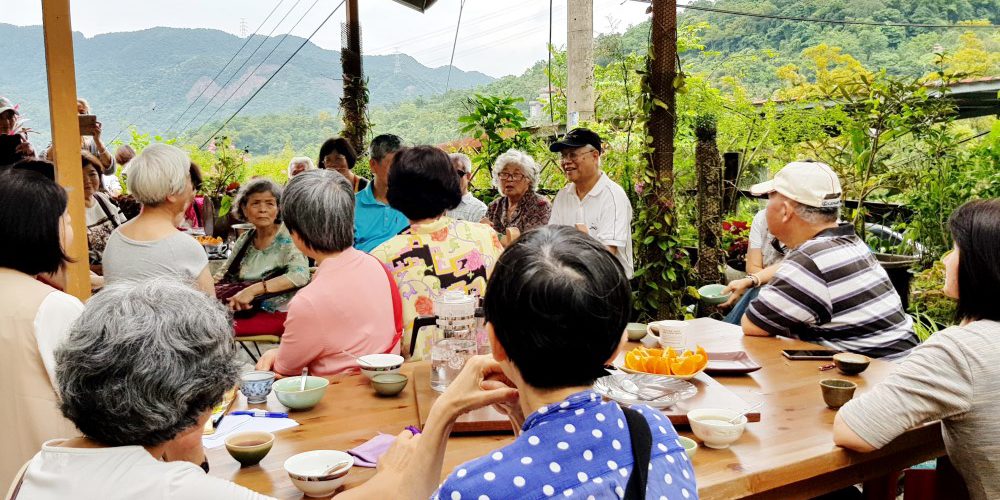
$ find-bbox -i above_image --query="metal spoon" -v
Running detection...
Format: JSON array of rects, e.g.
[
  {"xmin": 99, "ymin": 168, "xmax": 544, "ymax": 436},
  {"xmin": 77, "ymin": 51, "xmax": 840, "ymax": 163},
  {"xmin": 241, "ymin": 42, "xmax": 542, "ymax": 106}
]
[
  {"xmin": 728, "ymin": 402, "xmax": 762, "ymax": 424},
  {"xmin": 340, "ymin": 350, "xmax": 376, "ymax": 367},
  {"xmin": 299, "ymin": 367, "xmax": 308, "ymax": 392},
  {"xmin": 319, "ymin": 459, "xmax": 352, "ymax": 476}
]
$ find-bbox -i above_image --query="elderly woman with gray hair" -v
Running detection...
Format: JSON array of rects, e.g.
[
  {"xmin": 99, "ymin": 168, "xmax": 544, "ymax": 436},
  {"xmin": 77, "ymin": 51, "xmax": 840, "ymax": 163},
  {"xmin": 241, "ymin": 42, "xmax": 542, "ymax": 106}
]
[
  {"xmin": 286, "ymin": 156, "xmax": 315, "ymax": 178},
  {"xmin": 10, "ymin": 279, "xmax": 433, "ymax": 499},
  {"xmin": 483, "ymin": 148, "xmax": 551, "ymax": 243},
  {"xmin": 10, "ymin": 279, "xmax": 271, "ymax": 498},
  {"xmin": 256, "ymin": 169, "xmax": 402, "ymax": 377},
  {"xmin": 101, "ymin": 144, "xmax": 214, "ymax": 296},
  {"xmin": 215, "ymin": 178, "xmax": 309, "ymax": 337}
]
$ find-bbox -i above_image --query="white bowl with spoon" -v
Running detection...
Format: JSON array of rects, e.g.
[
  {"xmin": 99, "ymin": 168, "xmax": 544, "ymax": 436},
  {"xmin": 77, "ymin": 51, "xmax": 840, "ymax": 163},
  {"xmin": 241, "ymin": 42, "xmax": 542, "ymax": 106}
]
[
  {"xmin": 284, "ymin": 450, "xmax": 354, "ymax": 497},
  {"xmin": 687, "ymin": 408, "xmax": 747, "ymax": 449}
]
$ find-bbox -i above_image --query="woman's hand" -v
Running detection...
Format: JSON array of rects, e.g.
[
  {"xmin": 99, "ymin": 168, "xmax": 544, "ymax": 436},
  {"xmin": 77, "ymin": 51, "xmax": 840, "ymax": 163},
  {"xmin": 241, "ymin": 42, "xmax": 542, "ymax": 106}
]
[
  {"xmin": 227, "ymin": 286, "xmax": 257, "ymax": 312},
  {"xmin": 89, "ymin": 272, "xmax": 105, "ymax": 291},
  {"xmin": 480, "ymin": 371, "xmax": 525, "ymax": 431},
  {"xmin": 255, "ymin": 348, "xmax": 277, "ymax": 371},
  {"xmin": 437, "ymin": 355, "xmax": 519, "ymax": 422},
  {"xmin": 376, "ymin": 429, "xmax": 420, "ymax": 474},
  {"xmin": 721, "ymin": 277, "xmax": 753, "ymax": 308}
]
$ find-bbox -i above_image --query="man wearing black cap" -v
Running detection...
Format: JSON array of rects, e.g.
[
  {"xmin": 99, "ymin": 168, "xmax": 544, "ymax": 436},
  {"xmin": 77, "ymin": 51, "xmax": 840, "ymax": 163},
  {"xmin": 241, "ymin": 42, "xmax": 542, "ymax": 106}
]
[{"xmin": 548, "ymin": 127, "xmax": 634, "ymax": 278}]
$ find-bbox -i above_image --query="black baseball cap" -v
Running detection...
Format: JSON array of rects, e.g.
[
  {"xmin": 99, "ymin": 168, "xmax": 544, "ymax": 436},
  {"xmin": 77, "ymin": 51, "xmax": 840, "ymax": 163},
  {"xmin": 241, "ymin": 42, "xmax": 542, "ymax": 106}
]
[{"xmin": 549, "ymin": 127, "xmax": 603, "ymax": 153}]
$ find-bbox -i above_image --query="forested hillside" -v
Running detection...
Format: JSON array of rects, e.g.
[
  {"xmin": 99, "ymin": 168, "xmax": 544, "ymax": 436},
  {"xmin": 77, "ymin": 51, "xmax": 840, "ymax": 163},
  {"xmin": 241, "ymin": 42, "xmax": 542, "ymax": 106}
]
[{"xmin": 0, "ymin": 23, "xmax": 492, "ymax": 147}]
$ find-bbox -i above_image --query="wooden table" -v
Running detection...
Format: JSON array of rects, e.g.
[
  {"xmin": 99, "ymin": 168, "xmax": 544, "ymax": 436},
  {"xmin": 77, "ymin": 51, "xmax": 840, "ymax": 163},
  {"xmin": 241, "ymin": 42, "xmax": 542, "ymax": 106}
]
[{"xmin": 208, "ymin": 318, "xmax": 945, "ymax": 499}]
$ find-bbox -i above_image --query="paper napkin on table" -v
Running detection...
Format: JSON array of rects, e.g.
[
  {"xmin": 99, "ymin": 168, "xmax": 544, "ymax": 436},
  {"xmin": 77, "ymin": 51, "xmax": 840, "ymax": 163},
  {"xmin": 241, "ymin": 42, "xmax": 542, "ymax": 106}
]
[{"xmin": 201, "ymin": 415, "xmax": 299, "ymax": 449}]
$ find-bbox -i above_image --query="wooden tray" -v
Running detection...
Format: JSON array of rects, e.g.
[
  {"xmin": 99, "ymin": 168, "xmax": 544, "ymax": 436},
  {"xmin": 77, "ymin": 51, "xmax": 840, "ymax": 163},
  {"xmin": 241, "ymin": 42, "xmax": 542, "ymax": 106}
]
[
  {"xmin": 413, "ymin": 363, "xmax": 515, "ymax": 434},
  {"xmin": 704, "ymin": 351, "xmax": 763, "ymax": 375}
]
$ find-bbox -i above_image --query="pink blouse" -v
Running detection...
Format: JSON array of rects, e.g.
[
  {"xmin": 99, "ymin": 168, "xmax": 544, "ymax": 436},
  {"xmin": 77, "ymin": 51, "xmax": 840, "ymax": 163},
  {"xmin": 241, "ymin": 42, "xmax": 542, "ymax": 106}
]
[{"xmin": 273, "ymin": 248, "xmax": 400, "ymax": 376}]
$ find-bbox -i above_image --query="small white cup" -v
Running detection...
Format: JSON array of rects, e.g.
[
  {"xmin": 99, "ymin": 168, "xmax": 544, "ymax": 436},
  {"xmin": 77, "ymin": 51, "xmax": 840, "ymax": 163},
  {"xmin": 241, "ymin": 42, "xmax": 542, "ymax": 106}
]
[{"xmin": 647, "ymin": 320, "xmax": 687, "ymax": 350}]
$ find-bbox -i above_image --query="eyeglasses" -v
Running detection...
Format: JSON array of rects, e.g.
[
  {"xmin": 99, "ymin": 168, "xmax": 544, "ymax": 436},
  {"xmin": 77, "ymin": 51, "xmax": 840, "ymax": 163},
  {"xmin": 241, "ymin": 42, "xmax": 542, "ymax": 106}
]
[
  {"xmin": 498, "ymin": 172, "xmax": 525, "ymax": 181},
  {"xmin": 560, "ymin": 148, "xmax": 596, "ymax": 164},
  {"xmin": 322, "ymin": 153, "xmax": 347, "ymax": 165}
]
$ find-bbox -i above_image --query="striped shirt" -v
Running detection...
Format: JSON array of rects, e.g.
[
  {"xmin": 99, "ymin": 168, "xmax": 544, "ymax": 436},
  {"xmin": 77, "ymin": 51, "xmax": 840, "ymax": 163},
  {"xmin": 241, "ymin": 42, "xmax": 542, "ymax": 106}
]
[{"xmin": 746, "ymin": 223, "xmax": 917, "ymax": 359}]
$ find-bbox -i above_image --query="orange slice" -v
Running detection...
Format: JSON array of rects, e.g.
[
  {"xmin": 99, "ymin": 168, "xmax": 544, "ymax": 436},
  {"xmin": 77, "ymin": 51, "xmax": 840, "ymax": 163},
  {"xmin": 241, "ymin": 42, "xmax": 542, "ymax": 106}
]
[{"xmin": 671, "ymin": 356, "xmax": 698, "ymax": 376}]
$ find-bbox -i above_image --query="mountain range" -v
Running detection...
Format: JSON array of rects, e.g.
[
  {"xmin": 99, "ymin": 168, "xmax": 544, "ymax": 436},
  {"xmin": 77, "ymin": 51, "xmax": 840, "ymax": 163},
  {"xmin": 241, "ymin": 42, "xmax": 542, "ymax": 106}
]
[{"xmin": 1, "ymin": 23, "xmax": 494, "ymax": 146}]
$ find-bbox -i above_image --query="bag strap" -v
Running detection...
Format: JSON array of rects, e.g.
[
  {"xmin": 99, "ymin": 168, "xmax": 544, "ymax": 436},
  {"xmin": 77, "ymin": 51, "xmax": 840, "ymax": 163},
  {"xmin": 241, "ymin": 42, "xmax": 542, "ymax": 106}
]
[
  {"xmin": 375, "ymin": 258, "xmax": 404, "ymax": 354},
  {"xmin": 621, "ymin": 406, "xmax": 652, "ymax": 500},
  {"xmin": 223, "ymin": 229, "xmax": 256, "ymax": 282},
  {"xmin": 94, "ymin": 194, "xmax": 120, "ymax": 229},
  {"xmin": 5, "ymin": 460, "xmax": 29, "ymax": 500}
]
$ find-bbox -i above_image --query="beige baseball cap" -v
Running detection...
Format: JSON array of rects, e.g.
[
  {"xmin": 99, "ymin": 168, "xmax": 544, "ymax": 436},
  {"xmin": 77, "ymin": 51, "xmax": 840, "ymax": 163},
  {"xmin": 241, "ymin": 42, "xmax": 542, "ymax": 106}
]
[{"xmin": 750, "ymin": 161, "xmax": 842, "ymax": 208}]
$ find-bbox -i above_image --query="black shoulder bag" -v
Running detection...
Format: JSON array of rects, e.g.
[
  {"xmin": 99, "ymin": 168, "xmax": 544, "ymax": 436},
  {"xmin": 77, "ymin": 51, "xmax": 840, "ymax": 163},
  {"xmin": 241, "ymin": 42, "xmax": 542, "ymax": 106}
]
[{"xmin": 621, "ymin": 406, "xmax": 653, "ymax": 500}]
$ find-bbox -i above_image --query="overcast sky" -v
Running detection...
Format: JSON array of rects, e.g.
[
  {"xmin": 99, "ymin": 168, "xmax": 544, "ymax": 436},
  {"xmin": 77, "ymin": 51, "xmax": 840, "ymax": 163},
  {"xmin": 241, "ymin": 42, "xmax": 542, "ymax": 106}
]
[{"xmin": 3, "ymin": 0, "xmax": 653, "ymax": 77}]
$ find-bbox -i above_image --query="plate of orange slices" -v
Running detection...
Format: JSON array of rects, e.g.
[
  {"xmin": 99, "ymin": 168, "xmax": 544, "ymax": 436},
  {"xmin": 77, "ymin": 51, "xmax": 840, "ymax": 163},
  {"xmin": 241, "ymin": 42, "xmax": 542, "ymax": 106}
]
[{"xmin": 615, "ymin": 345, "xmax": 710, "ymax": 380}]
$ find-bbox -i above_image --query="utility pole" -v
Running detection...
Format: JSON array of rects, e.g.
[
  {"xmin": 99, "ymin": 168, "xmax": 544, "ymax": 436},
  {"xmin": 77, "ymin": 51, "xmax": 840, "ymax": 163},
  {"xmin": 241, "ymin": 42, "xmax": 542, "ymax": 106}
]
[
  {"xmin": 566, "ymin": 0, "xmax": 594, "ymax": 126},
  {"xmin": 341, "ymin": 0, "xmax": 368, "ymax": 154},
  {"xmin": 239, "ymin": 18, "xmax": 248, "ymax": 38}
]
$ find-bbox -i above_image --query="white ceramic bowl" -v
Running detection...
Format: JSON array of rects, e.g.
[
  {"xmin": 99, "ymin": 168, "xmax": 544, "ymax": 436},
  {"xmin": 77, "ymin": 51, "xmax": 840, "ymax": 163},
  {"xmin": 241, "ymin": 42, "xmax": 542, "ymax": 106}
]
[
  {"xmin": 687, "ymin": 408, "xmax": 747, "ymax": 449},
  {"xmin": 284, "ymin": 450, "xmax": 354, "ymax": 498},
  {"xmin": 358, "ymin": 353, "xmax": 404, "ymax": 379}
]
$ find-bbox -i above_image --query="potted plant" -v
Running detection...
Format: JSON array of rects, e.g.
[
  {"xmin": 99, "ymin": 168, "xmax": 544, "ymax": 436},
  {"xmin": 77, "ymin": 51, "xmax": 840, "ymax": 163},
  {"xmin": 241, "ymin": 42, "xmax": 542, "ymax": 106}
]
[
  {"xmin": 721, "ymin": 219, "xmax": 750, "ymax": 283},
  {"xmin": 199, "ymin": 137, "xmax": 248, "ymax": 238}
]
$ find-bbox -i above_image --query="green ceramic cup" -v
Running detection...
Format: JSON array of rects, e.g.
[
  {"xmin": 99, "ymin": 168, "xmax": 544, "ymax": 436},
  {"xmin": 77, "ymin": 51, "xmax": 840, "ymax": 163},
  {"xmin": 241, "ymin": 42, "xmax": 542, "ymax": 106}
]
[
  {"xmin": 225, "ymin": 431, "xmax": 274, "ymax": 467},
  {"xmin": 372, "ymin": 373, "xmax": 409, "ymax": 397}
]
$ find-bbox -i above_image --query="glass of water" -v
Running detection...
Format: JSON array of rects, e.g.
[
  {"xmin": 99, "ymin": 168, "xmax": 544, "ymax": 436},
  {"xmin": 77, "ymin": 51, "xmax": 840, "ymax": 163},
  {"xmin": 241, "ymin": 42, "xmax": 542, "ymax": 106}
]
[{"xmin": 430, "ymin": 338, "xmax": 477, "ymax": 392}]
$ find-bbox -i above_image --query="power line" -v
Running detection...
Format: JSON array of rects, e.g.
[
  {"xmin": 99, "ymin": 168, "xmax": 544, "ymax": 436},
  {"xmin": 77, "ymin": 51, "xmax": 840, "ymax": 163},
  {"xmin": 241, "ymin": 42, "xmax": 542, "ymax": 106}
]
[
  {"xmin": 679, "ymin": 4, "xmax": 999, "ymax": 29},
  {"xmin": 364, "ymin": 0, "xmax": 538, "ymax": 54},
  {"xmin": 164, "ymin": 0, "xmax": 287, "ymax": 134},
  {"xmin": 188, "ymin": 0, "xmax": 324, "ymax": 141},
  {"xmin": 444, "ymin": 0, "xmax": 467, "ymax": 92},
  {"xmin": 198, "ymin": 0, "xmax": 348, "ymax": 149},
  {"xmin": 176, "ymin": 0, "xmax": 306, "ymax": 136},
  {"xmin": 397, "ymin": 10, "xmax": 547, "ymax": 60},
  {"xmin": 108, "ymin": 103, "xmax": 158, "ymax": 144}
]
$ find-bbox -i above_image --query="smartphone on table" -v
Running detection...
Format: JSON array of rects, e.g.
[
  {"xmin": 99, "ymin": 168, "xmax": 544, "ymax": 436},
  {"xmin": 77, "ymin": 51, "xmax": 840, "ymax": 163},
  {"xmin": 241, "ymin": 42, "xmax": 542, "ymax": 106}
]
[{"xmin": 781, "ymin": 349, "xmax": 840, "ymax": 360}]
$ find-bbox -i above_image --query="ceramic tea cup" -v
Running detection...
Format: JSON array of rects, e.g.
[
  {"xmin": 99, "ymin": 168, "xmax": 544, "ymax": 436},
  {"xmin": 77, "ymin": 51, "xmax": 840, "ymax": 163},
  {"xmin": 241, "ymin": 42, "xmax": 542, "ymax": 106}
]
[{"xmin": 820, "ymin": 379, "xmax": 857, "ymax": 409}]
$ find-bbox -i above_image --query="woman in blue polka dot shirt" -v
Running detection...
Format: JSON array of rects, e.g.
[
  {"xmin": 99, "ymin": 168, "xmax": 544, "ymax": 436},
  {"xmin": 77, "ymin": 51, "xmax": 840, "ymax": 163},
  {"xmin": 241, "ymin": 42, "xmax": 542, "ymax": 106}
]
[{"xmin": 427, "ymin": 226, "xmax": 697, "ymax": 500}]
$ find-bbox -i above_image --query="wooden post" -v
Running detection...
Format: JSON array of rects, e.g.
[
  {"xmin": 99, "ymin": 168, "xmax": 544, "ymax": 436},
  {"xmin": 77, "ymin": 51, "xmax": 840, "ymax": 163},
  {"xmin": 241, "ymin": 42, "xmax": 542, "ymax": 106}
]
[
  {"xmin": 42, "ymin": 0, "xmax": 90, "ymax": 301},
  {"xmin": 340, "ymin": 0, "xmax": 368, "ymax": 154}
]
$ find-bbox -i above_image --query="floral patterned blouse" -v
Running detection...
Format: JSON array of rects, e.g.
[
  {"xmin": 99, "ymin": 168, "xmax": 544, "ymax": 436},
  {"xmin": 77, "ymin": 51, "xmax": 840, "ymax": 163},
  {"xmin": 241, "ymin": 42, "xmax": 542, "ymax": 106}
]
[
  {"xmin": 371, "ymin": 216, "xmax": 503, "ymax": 360},
  {"xmin": 215, "ymin": 224, "xmax": 310, "ymax": 312},
  {"xmin": 484, "ymin": 190, "xmax": 552, "ymax": 235}
]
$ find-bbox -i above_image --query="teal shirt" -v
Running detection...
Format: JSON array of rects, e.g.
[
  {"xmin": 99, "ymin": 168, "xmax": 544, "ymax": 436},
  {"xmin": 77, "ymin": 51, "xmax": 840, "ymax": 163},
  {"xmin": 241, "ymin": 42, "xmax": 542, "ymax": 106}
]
[{"xmin": 354, "ymin": 183, "xmax": 409, "ymax": 253}]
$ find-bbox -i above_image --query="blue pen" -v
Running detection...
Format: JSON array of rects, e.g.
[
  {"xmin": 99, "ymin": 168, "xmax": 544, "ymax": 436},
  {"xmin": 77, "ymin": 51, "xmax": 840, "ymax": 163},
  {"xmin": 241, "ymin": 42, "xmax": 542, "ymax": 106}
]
[{"xmin": 231, "ymin": 410, "xmax": 289, "ymax": 418}]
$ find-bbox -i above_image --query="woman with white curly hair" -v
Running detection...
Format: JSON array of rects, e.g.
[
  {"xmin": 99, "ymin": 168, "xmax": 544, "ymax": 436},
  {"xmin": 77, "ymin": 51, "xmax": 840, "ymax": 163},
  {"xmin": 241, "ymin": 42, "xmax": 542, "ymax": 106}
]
[
  {"xmin": 482, "ymin": 149, "xmax": 551, "ymax": 241},
  {"xmin": 286, "ymin": 156, "xmax": 315, "ymax": 178}
]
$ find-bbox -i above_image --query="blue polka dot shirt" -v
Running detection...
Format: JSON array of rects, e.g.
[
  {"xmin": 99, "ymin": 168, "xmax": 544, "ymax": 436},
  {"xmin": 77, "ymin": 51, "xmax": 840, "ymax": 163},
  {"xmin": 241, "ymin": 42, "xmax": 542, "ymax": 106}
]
[{"xmin": 433, "ymin": 390, "xmax": 697, "ymax": 499}]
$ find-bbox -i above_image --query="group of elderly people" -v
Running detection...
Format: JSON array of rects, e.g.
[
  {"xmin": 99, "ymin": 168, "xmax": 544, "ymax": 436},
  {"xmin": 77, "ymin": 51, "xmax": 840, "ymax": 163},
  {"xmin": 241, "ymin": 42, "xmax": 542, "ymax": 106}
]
[
  {"xmin": 4, "ymin": 120, "xmax": 1000, "ymax": 498},
  {"xmin": 0, "ymin": 128, "xmax": 702, "ymax": 498}
]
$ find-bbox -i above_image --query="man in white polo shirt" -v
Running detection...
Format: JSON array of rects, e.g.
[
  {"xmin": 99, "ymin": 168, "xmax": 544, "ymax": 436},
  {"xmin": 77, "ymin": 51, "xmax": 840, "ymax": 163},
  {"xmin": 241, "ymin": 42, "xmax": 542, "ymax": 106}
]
[{"xmin": 548, "ymin": 128, "xmax": 634, "ymax": 278}]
